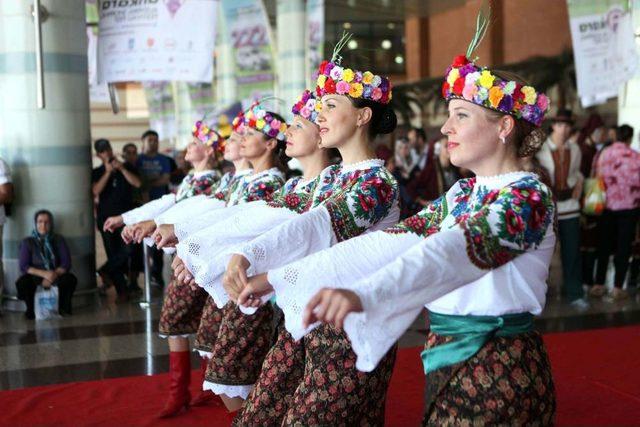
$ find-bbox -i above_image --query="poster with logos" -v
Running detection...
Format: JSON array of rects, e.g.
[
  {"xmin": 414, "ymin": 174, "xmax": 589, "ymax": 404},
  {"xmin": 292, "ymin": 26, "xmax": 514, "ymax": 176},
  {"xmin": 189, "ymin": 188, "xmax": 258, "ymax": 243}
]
[
  {"xmin": 97, "ymin": 0, "xmax": 217, "ymax": 83},
  {"xmin": 567, "ymin": 0, "xmax": 639, "ymax": 107},
  {"xmin": 306, "ymin": 0, "xmax": 325, "ymax": 85},
  {"xmin": 221, "ymin": 0, "xmax": 275, "ymax": 100}
]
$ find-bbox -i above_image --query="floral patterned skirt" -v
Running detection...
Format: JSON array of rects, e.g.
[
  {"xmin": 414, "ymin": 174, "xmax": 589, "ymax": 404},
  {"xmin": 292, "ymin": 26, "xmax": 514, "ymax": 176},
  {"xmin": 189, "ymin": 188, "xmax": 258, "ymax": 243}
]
[
  {"xmin": 205, "ymin": 301, "xmax": 274, "ymax": 386},
  {"xmin": 233, "ymin": 310, "xmax": 305, "ymax": 426},
  {"xmin": 158, "ymin": 279, "xmax": 208, "ymax": 337},
  {"xmin": 282, "ymin": 324, "xmax": 397, "ymax": 426},
  {"xmin": 193, "ymin": 296, "xmax": 224, "ymax": 353},
  {"xmin": 423, "ymin": 330, "xmax": 555, "ymax": 426}
]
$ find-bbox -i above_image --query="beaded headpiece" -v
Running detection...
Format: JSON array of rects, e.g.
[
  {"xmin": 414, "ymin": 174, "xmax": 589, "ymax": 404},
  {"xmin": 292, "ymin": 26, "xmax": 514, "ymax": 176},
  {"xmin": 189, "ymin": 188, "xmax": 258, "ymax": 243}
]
[
  {"xmin": 243, "ymin": 101, "xmax": 288, "ymax": 142},
  {"xmin": 314, "ymin": 33, "xmax": 392, "ymax": 104},
  {"xmin": 291, "ymin": 90, "xmax": 321, "ymax": 123},
  {"xmin": 192, "ymin": 121, "xmax": 225, "ymax": 153},
  {"xmin": 442, "ymin": 7, "xmax": 549, "ymax": 126}
]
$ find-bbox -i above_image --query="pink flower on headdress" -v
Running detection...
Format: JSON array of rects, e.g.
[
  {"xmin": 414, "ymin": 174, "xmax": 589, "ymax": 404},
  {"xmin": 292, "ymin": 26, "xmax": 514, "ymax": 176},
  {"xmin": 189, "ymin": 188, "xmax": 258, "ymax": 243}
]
[
  {"xmin": 462, "ymin": 82, "xmax": 478, "ymax": 100},
  {"xmin": 336, "ymin": 81, "xmax": 351, "ymax": 95},
  {"xmin": 371, "ymin": 87, "xmax": 383, "ymax": 101},
  {"xmin": 271, "ymin": 119, "xmax": 282, "ymax": 130},
  {"xmin": 300, "ymin": 106, "xmax": 312, "ymax": 118},
  {"xmin": 537, "ymin": 94, "xmax": 549, "ymax": 111}
]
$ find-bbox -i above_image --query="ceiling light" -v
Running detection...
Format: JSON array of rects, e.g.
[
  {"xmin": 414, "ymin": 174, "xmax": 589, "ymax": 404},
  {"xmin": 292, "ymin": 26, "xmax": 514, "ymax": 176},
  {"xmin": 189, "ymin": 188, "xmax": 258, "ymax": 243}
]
[
  {"xmin": 347, "ymin": 39, "xmax": 358, "ymax": 50},
  {"xmin": 381, "ymin": 39, "xmax": 392, "ymax": 50},
  {"xmin": 387, "ymin": 23, "xmax": 395, "ymax": 30},
  {"xmin": 343, "ymin": 22, "xmax": 351, "ymax": 29},
  {"xmin": 394, "ymin": 55, "xmax": 404, "ymax": 64}
]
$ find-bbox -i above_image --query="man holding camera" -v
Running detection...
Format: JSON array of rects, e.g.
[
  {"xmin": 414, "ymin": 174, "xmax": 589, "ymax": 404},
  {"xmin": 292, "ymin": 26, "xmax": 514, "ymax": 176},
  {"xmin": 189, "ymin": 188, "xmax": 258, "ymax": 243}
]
[{"xmin": 92, "ymin": 139, "xmax": 141, "ymax": 299}]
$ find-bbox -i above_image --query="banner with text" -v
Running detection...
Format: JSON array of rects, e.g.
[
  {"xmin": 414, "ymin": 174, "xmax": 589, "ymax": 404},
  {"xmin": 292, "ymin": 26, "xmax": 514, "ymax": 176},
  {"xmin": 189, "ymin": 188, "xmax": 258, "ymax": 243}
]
[
  {"xmin": 221, "ymin": 0, "xmax": 275, "ymax": 100},
  {"xmin": 567, "ymin": 0, "xmax": 639, "ymax": 107},
  {"xmin": 98, "ymin": 0, "xmax": 217, "ymax": 83}
]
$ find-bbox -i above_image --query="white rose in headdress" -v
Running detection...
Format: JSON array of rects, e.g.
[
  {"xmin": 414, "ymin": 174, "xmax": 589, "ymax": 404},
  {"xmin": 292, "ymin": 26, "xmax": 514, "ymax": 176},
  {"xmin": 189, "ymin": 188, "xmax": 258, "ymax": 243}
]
[
  {"xmin": 255, "ymin": 108, "xmax": 267, "ymax": 119},
  {"xmin": 464, "ymin": 71, "xmax": 481, "ymax": 86},
  {"xmin": 305, "ymin": 99, "xmax": 316, "ymax": 111},
  {"xmin": 371, "ymin": 75, "xmax": 382, "ymax": 88},
  {"xmin": 330, "ymin": 66, "xmax": 344, "ymax": 81}
]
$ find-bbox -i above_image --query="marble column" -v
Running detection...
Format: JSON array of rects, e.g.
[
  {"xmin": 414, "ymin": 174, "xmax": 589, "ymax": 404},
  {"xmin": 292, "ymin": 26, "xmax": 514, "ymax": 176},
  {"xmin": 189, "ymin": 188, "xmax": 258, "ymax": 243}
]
[{"xmin": 0, "ymin": 0, "xmax": 95, "ymax": 308}]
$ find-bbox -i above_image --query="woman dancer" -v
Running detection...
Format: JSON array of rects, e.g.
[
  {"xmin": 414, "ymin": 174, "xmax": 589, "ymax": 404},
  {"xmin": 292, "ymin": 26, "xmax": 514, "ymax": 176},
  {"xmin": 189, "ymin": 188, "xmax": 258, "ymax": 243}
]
[
  {"xmin": 238, "ymin": 28, "xmax": 557, "ymax": 425},
  {"xmin": 221, "ymin": 52, "xmax": 401, "ymax": 422}
]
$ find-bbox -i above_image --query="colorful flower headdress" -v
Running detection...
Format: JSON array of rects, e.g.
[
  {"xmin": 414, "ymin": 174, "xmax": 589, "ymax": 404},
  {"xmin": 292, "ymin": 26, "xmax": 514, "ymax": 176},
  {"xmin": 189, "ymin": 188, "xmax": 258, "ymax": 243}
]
[
  {"xmin": 314, "ymin": 32, "xmax": 392, "ymax": 104},
  {"xmin": 243, "ymin": 101, "xmax": 288, "ymax": 142},
  {"xmin": 441, "ymin": 6, "xmax": 549, "ymax": 126},
  {"xmin": 192, "ymin": 121, "xmax": 225, "ymax": 153},
  {"xmin": 291, "ymin": 90, "xmax": 321, "ymax": 123}
]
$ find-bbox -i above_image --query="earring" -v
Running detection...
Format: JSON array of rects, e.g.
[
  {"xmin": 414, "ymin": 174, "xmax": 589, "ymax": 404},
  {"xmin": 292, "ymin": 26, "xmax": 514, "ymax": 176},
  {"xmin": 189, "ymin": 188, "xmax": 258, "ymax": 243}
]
[{"xmin": 500, "ymin": 136, "xmax": 506, "ymax": 144}]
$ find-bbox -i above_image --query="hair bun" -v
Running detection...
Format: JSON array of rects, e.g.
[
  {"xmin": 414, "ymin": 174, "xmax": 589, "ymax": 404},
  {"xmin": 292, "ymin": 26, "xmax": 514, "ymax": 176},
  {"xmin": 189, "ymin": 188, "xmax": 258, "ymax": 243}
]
[
  {"xmin": 374, "ymin": 105, "xmax": 397, "ymax": 135},
  {"xmin": 518, "ymin": 128, "xmax": 546, "ymax": 157}
]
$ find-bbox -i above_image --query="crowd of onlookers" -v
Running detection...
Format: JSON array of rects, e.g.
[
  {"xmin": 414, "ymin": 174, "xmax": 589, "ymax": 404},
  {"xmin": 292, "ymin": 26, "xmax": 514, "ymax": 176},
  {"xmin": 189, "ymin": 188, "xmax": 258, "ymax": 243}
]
[{"xmin": 382, "ymin": 110, "xmax": 640, "ymax": 306}]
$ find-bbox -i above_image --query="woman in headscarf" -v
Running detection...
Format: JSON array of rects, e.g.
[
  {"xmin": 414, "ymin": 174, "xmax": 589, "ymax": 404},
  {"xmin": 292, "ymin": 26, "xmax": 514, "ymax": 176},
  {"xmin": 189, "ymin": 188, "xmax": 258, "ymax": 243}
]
[{"xmin": 16, "ymin": 210, "xmax": 77, "ymax": 319}]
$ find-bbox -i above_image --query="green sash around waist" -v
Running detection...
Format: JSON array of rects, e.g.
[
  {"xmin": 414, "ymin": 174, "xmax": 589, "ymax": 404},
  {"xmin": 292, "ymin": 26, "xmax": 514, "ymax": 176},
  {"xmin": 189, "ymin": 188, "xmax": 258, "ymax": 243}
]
[{"xmin": 421, "ymin": 311, "xmax": 534, "ymax": 374}]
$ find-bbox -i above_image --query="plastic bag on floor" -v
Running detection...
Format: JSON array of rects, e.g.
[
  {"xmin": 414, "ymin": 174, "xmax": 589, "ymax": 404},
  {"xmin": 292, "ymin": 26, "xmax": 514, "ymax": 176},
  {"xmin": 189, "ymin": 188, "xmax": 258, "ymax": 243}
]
[{"xmin": 34, "ymin": 286, "xmax": 60, "ymax": 320}]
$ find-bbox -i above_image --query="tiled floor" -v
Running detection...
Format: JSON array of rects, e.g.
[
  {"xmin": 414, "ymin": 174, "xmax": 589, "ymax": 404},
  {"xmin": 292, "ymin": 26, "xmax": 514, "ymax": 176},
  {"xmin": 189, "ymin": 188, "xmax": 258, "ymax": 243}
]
[{"xmin": 2, "ymin": 283, "xmax": 640, "ymax": 391}]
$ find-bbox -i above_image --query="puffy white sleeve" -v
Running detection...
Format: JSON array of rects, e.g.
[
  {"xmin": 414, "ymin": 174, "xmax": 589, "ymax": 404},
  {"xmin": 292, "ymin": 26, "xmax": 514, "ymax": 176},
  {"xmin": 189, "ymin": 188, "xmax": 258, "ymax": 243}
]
[
  {"xmin": 177, "ymin": 203, "xmax": 301, "ymax": 307},
  {"xmin": 173, "ymin": 202, "xmax": 260, "ymax": 242},
  {"xmin": 121, "ymin": 194, "xmax": 176, "ymax": 225},
  {"xmin": 266, "ymin": 229, "xmax": 422, "ymax": 321},
  {"xmin": 154, "ymin": 195, "xmax": 226, "ymax": 225},
  {"xmin": 286, "ymin": 179, "xmax": 556, "ymax": 372},
  {"xmin": 235, "ymin": 206, "xmax": 335, "ymax": 277}
]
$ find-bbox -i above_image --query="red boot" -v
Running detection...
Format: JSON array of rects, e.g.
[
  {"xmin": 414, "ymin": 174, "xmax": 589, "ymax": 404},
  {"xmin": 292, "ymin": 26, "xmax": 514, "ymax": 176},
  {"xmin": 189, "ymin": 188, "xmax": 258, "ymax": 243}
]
[
  {"xmin": 190, "ymin": 357, "xmax": 222, "ymax": 407},
  {"xmin": 159, "ymin": 351, "xmax": 191, "ymax": 418}
]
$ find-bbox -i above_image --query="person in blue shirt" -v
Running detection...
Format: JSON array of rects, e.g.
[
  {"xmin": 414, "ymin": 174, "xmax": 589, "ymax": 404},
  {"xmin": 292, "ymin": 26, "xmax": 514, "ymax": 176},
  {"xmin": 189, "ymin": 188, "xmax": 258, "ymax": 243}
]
[
  {"xmin": 136, "ymin": 130, "xmax": 175, "ymax": 202},
  {"xmin": 135, "ymin": 130, "xmax": 176, "ymax": 287}
]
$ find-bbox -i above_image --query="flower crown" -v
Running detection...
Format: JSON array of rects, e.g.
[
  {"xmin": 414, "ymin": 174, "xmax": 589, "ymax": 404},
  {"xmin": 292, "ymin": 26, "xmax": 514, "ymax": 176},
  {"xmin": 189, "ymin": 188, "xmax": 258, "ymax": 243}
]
[
  {"xmin": 314, "ymin": 61, "xmax": 392, "ymax": 104},
  {"xmin": 192, "ymin": 121, "xmax": 225, "ymax": 152},
  {"xmin": 442, "ymin": 55, "xmax": 549, "ymax": 126},
  {"xmin": 243, "ymin": 102, "xmax": 288, "ymax": 142},
  {"xmin": 312, "ymin": 32, "xmax": 392, "ymax": 105},
  {"xmin": 291, "ymin": 90, "xmax": 321, "ymax": 123}
]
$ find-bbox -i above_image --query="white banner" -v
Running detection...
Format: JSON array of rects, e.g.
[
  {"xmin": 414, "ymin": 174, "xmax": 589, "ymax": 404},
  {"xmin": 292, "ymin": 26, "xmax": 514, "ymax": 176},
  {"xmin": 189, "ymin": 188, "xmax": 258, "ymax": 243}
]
[
  {"xmin": 568, "ymin": 1, "xmax": 639, "ymax": 107},
  {"xmin": 97, "ymin": 0, "xmax": 217, "ymax": 83}
]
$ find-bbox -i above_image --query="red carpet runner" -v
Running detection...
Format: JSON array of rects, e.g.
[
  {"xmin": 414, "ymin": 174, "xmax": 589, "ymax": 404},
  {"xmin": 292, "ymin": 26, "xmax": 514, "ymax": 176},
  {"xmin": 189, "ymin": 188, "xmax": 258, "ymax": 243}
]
[{"xmin": 1, "ymin": 325, "xmax": 639, "ymax": 426}]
